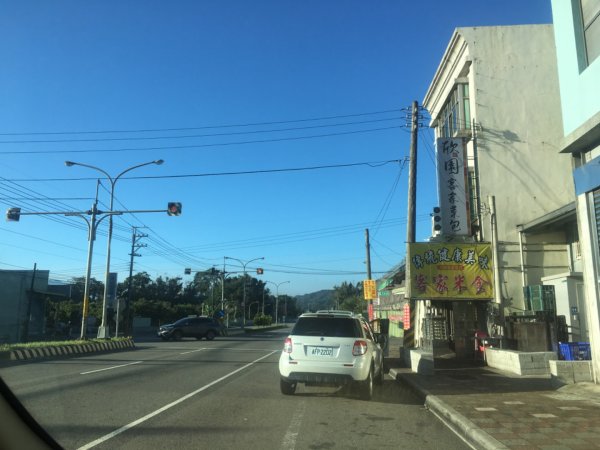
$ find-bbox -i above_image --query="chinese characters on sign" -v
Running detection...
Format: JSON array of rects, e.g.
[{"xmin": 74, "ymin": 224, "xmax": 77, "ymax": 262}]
[
  {"xmin": 408, "ymin": 243, "xmax": 494, "ymax": 299},
  {"xmin": 403, "ymin": 303, "xmax": 411, "ymax": 330},
  {"xmin": 363, "ymin": 279, "xmax": 377, "ymax": 300},
  {"xmin": 436, "ymin": 138, "xmax": 470, "ymax": 236}
]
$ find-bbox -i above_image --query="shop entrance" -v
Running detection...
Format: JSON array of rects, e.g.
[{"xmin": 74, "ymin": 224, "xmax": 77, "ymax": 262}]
[{"xmin": 422, "ymin": 300, "xmax": 491, "ymax": 367}]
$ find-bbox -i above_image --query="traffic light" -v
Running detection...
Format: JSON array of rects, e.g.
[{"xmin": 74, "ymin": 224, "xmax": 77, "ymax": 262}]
[
  {"xmin": 6, "ymin": 207, "xmax": 21, "ymax": 222},
  {"xmin": 184, "ymin": 268, "xmax": 192, "ymax": 275},
  {"xmin": 167, "ymin": 202, "xmax": 182, "ymax": 216},
  {"xmin": 256, "ymin": 268, "xmax": 264, "ymax": 275},
  {"xmin": 432, "ymin": 206, "xmax": 442, "ymax": 231}
]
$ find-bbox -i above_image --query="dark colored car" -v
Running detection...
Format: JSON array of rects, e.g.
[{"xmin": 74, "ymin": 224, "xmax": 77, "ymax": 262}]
[{"xmin": 158, "ymin": 316, "xmax": 223, "ymax": 341}]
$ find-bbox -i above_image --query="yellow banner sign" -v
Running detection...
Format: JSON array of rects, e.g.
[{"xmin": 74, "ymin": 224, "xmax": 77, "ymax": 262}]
[
  {"xmin": 408, "ymin": 243, "xmax": 494, "ymax": 299},
  {"xmin": 363, "ymin": 279, "xmax": 377, "ymax": 300}
]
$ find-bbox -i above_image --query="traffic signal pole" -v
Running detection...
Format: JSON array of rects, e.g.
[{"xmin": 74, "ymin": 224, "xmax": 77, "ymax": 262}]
[{"xmin": 6, "ymin": 203, "xmax": 180, "ymax": 340}]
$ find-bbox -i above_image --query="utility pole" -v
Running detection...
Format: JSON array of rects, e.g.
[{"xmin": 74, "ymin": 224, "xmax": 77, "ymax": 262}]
[
  {"xmin": 404, "ymin": 100, "xmax": 419, "ymax": 349},
  {"xmin": 122, "ymin": 226, "xmax": 147, "ymax": 337},
  {"xmin": 365, "ymin": 228, "xmax": 373, "ymax": 320},
  {"xmin": 406, "ymin": 101, "xmax": 419, "ymax": 244},
  {"xmin": 22, "ymin": 263, "xmax": 37, "ymax": 342}
]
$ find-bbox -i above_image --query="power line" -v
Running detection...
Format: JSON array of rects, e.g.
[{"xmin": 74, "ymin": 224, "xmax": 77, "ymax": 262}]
[
  {"xmin": 5, "ymin": 159, "xmax": 402, "ymax": 182},
  {"xmin": 0, "ymin": 126, "xmax": 405, "ymax": 155},
  {"xmin": 0, "ymin": 108, "xmax": 405, "ymax": 136},
  {"xmin": 0, "ymin": 117, "xmax": 403, "ymax": 144}
]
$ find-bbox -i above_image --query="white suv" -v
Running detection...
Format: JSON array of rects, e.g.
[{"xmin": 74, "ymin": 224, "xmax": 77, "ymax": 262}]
[{"xmin": 278, "ymin": 311, "xmax": 384, "ymax": 400}]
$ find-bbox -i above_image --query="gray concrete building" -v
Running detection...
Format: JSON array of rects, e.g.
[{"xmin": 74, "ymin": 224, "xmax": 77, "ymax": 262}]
[
  {"xmin": 422, "ymin": 25, "xmax": 578, "ymax": 357},
  {"xmin": 0, "ymin": 269, "xmax": 50, "ymax": 342}
]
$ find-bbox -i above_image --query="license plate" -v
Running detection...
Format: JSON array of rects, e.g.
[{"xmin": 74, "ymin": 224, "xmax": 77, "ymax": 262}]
[{"xmin": 310, "ymin": 346, "xmax": 334, "ymax": 356}]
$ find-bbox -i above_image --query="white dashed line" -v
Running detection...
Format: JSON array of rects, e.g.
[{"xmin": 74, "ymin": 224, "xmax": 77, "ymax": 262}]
[
  {"xmin": 282, "ymin": 399, "xmax": 306, "ymax": 450},
  {"xmin": 80, "ymin": 361, "xmax": 142, "ymax": 375}
]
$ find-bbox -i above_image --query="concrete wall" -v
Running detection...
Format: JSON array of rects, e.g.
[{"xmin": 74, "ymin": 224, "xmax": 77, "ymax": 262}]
[{"xmin": 485, "ymin": 348, "xmax": 557, "ymax": 376}]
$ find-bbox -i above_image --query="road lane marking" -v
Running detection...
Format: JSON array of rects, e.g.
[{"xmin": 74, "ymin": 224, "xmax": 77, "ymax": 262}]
[
  {"xmin": 282, "ymin": 399, "xmax": 306, "ymax": 450},
  {"xmin": 179, "ymin": 348, "xmax": 207, "ymax": 355},
  {"xmin": 80, "ymin": 361, "xmax": 142, "ymax": 375},
  {"xmin": 77, "ymin": 350, "xmax": 278, "ymax": 450}
]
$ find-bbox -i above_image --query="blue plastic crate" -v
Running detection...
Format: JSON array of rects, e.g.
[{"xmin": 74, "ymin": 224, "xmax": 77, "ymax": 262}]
[{"xmin": 559, "ymin": 342, "xmax": 591, "ymax": 361}]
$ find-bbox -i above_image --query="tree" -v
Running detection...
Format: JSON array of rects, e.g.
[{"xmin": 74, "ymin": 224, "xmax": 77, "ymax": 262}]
[
  {"xmin": 333, "ymin": 282, "xmax": 364, "ymax": 314},
  {"xmin": 69, "ymin": 276, "xmax": 104, "ymax": 303}
]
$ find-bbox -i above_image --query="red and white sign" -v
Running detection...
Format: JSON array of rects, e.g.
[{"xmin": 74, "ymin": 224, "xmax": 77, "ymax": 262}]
[{"xmin": 403, "ymin": 303, "xmax": 411, "ymax": 330}]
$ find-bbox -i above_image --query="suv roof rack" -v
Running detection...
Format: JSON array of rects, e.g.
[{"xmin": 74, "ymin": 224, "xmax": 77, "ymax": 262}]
[{"xmin": 314, "ymin": 310, "xmax": 354, "ymax": 316}]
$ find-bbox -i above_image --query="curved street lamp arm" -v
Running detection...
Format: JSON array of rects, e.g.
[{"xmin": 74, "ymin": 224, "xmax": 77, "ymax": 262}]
[
  {"xmin": 65, "ymin": 161, "xmax": 113, "ymax": 183},
  {"xmin": 114, "ymin": 160, "xmax": 164, "ymax": 184}
]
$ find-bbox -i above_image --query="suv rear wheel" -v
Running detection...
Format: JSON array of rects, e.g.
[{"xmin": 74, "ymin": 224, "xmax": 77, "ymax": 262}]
[
  {"xmin": 280, "ymin": 379, "xmax": 297, "ymax": 395},
  {"xmin": 374, "ymin": 364, "xmax": 384, "ymax": 385},
  {"xmin": 205, "ymin": 330, "xmax": 216, "ymax": 341},
  {"xmin": 358, "ymin": 367, "xmax": 373, "ymax": 401}
]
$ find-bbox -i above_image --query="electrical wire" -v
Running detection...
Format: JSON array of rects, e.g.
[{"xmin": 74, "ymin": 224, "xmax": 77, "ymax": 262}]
[
  {"xmin": 5, "ymin": 159, "xmax": 402, "ymax": 182},
  {"xmin": 0, "ymin": 117, "xmax": 403, "ymax": 144},
  {"xmin": 0, "ymin": 126, "xmax": 406, "ymax": 155},
  {"xmin": 0, "ymin": 108, "xmax": 405, "ymax": 136}
]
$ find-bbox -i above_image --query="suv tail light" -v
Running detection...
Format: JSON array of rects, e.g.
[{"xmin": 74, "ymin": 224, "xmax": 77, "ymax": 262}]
[
  {"xmin": 352, "ymin": 340, "xmax": 368, "ymax": 356},
  {"xmin": 283, "ymin": 337, "xmax": 293, "ymax": 353}
]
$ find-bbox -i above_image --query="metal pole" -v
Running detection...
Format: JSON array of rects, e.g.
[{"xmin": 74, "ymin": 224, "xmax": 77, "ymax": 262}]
[
  {"xmin": 65, "ymin": 160, "xmax": 163, "ymax": 339},
  {"xmin": 489, "ymin": 195, "xmax": 505, "ymax": 334},
  {"xmin": 98, "ymin": 179, "xmax": 116, "ymax": 339},
  {"xmin": 222, "ymin": 257, "xmax": 227, "ymax": 328},
  {"xmin": 275, "ymin": 285, "xmax": 279, "ymax": 325}
]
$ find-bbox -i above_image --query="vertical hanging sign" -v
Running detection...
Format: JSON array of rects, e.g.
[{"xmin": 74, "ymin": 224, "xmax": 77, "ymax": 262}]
[{"xmin": 436, "ymin": 137, "xmax": 470, "ymax": 236}]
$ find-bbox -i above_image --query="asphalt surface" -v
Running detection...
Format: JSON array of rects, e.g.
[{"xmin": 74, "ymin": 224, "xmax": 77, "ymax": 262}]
[
  {"xmin": 2, "ymin": 330, "xmax": 600, "ymax": 450},
  {"xmin": 386, "ymin": 337, "xmax": 600, "ymax": 450}
]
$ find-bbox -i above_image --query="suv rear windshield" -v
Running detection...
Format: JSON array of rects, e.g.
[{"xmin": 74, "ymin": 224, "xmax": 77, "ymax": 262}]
[{"xmin": 291, "ymin": 317, "xmax": 362, "ymax": 338}]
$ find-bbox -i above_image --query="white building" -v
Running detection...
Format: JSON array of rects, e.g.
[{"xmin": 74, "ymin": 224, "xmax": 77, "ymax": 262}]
[{"xmin": 551, "ymin": 0, "xmax": 600, "ymax": 382}]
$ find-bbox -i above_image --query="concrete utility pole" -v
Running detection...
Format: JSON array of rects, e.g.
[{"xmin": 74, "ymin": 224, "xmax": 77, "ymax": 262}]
[
  {"xmin": 404, "ymin": 100, "xmax": 419, "ymax": 349},
  {"xmin": 122, "ymin": 226, "xmax": 147, "ymax": 337},
  {"xmin": 365, "ymin": 228, "xmax": 373, "ymax": 320},
  {"xmin": 406, "ymin": 101, "xmax": 419, "ymax": 244}
]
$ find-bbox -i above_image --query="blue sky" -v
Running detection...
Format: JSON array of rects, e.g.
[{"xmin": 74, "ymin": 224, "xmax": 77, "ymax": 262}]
[{"xmin": 0, "ymin": 1, "xmax": 552, "ymax": 296}]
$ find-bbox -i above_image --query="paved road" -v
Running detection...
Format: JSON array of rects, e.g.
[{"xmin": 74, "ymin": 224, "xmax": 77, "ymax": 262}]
[{"xmin": 0, "ymin": 329, "xmax": 468, "ymax": 450}]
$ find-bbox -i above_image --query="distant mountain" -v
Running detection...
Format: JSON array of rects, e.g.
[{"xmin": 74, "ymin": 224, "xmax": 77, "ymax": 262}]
[{"xmin": 295, "ymin": 289, "xmax": 334, "ymax": 312}]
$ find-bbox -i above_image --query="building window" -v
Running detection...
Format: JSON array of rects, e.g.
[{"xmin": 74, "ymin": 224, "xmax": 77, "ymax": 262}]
[
  {"xmin": 581, "ymin": 0, "xmax": 600, "ymax": 65},
  {"xmin": 439, "ymin": 84, "xmax": 471, "ymax": 138}
]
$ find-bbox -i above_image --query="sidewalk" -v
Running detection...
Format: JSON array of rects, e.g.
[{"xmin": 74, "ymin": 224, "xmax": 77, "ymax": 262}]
[{"xmin": 386, "ymin": 339, "xmax": 600, "ymax": 450}]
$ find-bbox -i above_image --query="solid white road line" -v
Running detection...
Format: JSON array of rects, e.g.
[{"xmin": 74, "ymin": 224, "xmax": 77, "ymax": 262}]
[{"xmin": 77, "ymin": 350, "xmax": 278, "ymax": 450}]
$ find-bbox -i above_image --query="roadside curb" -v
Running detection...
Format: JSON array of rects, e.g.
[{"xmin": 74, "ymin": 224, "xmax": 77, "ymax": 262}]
[
  {"xmin": 6, "ymin": 339, "xmax": 136, "ymax": 361},
  {"xmin": 389, "ymin": 368, "xmax": 508, "ymax": 450}
]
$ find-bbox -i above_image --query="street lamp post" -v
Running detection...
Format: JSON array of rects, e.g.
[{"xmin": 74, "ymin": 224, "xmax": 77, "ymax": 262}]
[
  {"xmin": 248, "ymin": 301, "xmax": 259, "ymax": 319},
  {"xmin": 224, "ymin": 256, "xmax": 264, "ymax": 329},
  {"xmin": 266, "ymin": 280, "xmax": 290, "ymax": 324},
  {"xmin": 65, "ymin": 159, "xmax": 164, "ymax": 338}
]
